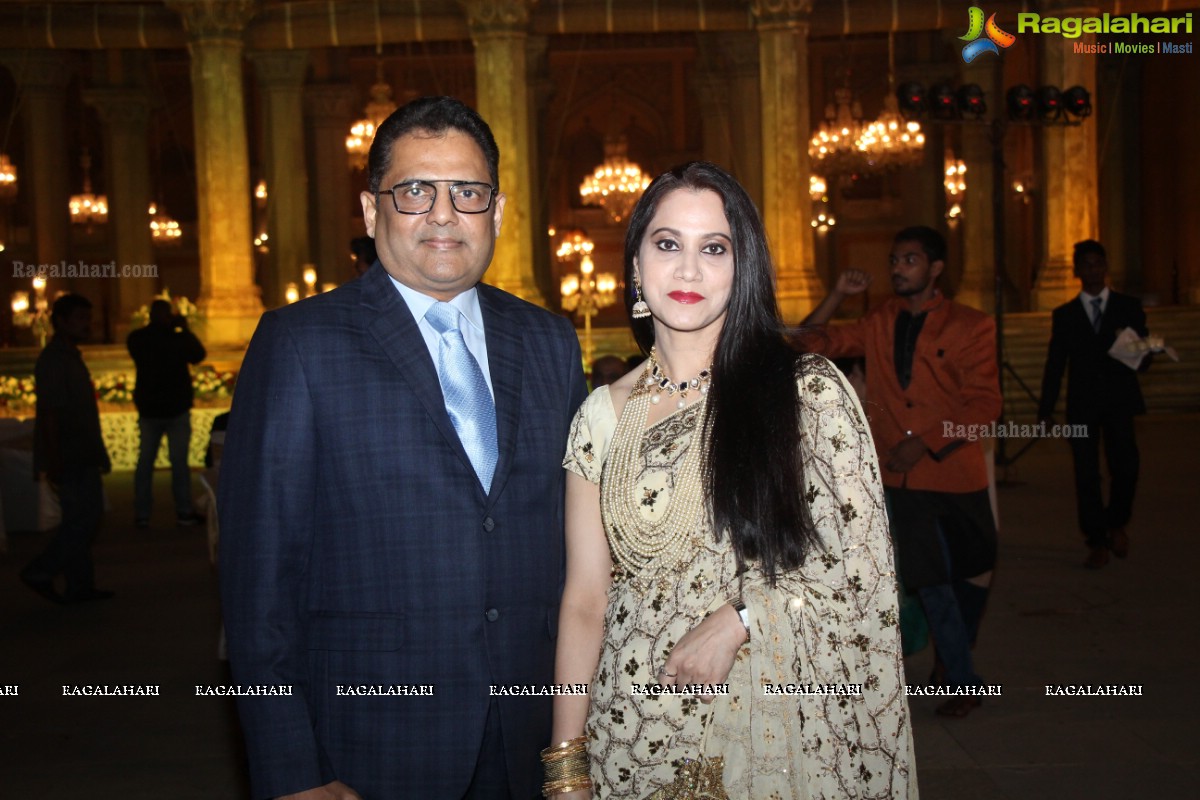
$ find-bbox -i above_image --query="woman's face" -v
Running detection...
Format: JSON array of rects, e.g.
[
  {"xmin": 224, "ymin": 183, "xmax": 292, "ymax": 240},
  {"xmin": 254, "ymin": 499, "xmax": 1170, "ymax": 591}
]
[{"xmin": 634, "ymin": 188, "xmax": 734, "ymax": 343}]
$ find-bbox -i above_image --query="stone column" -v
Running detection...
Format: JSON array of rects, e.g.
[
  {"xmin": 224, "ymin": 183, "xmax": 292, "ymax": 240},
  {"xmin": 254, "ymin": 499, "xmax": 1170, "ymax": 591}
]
[
  {"xmin": 464, "ymin": 0, "xmax": 545, "ymax": 306},
  {"xmin": 956, "ymin": 54, "xmax": 1001, "ymax": 311},
  {"xmin": 85, "ymin": 84, "xmax": 157, "ymax": 338},
  {"xmin": 692, "ymin": 37, "xmax": 734, "ymax": 171},
  {"xmin": 0, "ymin": 51, "xmax": 71, "ymax": 272},
  {"xmin": 752, "ymin": 0, "xmax": 822, "ymax": 322},
  {"xmin": 252, "ymin": 49, "xmax": 312, "ymax": 307},
  {"xmin": 1032, "ymin": 1, "xmax": 1099, "ymax": 310},
  {"xmin": 723, "ymin": 33, "xmax": 764, "ymax": 211},
  {"xmin": 168, "ymin": 0, "xmax": 263, "ymax": 345},
  {"xmin": 305, "ymin": 83, "xmax": 357, "ymax": 284}
]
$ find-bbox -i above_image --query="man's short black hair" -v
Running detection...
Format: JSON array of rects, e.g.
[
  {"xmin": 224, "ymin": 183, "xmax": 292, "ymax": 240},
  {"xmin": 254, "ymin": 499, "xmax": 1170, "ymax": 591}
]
[
  {"xmin": 51, "ymin": 293, "xmax": 92, "ymax": 325},
  {"xmin": 1073, "ymin": 239, "xmax": 1107, "ymax": 264},
  {"xmin": 894, "ymin": 225, "xmax": 948, "ymax": 265},
  {"xmin": 366, "ymin": 96, "xmax": 500, "ymax": 194}
]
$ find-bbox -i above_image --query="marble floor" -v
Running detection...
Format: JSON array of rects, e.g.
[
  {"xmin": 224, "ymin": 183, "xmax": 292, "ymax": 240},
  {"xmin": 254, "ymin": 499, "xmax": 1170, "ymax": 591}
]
[{"xmin": 2, "ymin": 415, "xmax": 1197, "ymax": 799}]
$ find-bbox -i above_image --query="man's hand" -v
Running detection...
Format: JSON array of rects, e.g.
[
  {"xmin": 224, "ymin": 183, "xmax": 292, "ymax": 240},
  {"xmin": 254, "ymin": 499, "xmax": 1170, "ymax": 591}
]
[
  {"xmin": 834, "ymin": 269, "xmax": 872, "ymax": 296},
  {"xmin": 278, "ymin": 781, "xmax": 362, "ymax": 800},
  {"xmin": 659, "ymin": 604, "xmax": 746, "ymax": 704},
  {"xmin": 885, "ymin": 436, "xmax": 928, "ymax": 473}
]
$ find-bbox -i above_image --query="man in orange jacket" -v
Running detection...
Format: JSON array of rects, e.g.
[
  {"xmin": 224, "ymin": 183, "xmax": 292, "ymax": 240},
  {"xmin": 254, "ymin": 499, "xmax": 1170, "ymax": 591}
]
[{"xmin": 804, "ymin": 226, "xmax": 1002, "ymax": 717}]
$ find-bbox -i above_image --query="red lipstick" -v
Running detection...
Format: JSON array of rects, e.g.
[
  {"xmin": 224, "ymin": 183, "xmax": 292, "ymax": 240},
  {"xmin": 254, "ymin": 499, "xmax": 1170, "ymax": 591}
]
[{"xmin": 668, "ymin": 291, "xmax": 705, "ymax": 304}]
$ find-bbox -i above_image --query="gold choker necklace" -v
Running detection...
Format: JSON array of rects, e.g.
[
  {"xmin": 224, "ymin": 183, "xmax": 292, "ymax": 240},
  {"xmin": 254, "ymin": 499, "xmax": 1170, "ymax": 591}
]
[{"xmin": 647, "ymin": 346, "xmax": 713, "ymax": 409}]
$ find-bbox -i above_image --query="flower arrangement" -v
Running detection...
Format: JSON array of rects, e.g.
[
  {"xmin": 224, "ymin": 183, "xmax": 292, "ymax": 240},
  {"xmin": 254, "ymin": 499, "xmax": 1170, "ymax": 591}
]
[
  {"xmin": 95, "ymin": 372, "xmax": 135, "ymax": 404},
  {"xmin": 0, "ymin": 368, "xmax": 237, "ymax": 415},
  {"xmin": 0, "ymin": 375, "xmax": 37, "ymax": 411},
  {"xmin": 192, "ymin": 366, "xmax": 237, "ymax": 402}
]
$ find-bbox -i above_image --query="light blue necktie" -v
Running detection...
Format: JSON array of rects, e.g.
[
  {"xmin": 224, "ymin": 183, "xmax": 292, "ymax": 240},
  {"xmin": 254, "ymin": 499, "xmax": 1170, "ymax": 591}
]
[
  {"xmin": 425, "ymin": 302, "xmax": 498, "ymax": 493},
  {"xmin": 1090, "ymin": 297, "xmax": 1103, "ymax": 333}
]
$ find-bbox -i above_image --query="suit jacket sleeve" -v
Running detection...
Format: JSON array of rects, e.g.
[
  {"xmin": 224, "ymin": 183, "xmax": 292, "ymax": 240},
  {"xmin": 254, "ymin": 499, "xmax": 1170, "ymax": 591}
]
[
  {"xmin": 804, "ymin": 317, "xmax": 869, "ymax": 359},
  {"xmin": 218, "ymin": 311, "xmax": 325, "ymax": 797},
  {"xmin": 917, "ymin": 312, "xmax": 1002, "ymax": 452},
  {"xmin": 1039, "ymin": 308, "xmax": 1067, "ymax": 420}
]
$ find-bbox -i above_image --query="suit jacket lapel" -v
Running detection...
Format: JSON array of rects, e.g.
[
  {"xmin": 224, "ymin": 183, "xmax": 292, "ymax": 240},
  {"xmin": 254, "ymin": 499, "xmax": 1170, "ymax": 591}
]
[
  {"xmin": 478, "ymin": 284, "xmax": 523, "ymax": 507},
  {"xmin": 360, "ymin": 265, "xmax": 481, "ymax": 491}
]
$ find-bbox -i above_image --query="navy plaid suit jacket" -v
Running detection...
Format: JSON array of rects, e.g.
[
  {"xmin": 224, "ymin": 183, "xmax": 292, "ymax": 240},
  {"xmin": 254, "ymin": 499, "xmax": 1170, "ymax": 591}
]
[{"xmin": 219, "ymin": 264, "xmax": 587, "ymax": 799}]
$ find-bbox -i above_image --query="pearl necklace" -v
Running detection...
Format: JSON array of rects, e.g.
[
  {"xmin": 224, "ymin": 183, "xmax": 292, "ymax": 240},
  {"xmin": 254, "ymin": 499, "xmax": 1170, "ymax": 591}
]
[
  {"xmin": 647, "ymin": 346, "xmax": 713, "ymax": 409},
  {"xmin": 601, "ymin": 365, "xmax": 711, "ymax": 576}
]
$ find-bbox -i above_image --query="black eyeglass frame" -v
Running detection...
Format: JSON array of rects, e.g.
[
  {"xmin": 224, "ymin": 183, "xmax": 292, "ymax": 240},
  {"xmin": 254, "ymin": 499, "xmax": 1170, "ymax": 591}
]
[{"xmin": 377, "ymin": 179, "xmax": 498, "ymax": 215}]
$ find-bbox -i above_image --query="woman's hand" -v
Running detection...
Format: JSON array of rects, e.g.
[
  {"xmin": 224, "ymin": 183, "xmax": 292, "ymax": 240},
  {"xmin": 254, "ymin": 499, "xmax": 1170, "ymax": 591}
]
[{"xmin": 658, "ymin": 604, "xmax": 747, "ymax": 704}]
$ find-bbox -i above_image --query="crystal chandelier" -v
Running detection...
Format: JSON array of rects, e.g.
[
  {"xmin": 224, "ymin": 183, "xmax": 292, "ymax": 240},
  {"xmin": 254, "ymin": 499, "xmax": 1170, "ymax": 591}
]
[
  {"xmin": 0, "ymin": 153, "xmax": 16, "ymax": 200},
  {"xmin": 69, "ymin": 147, "xmax": 107, "ymax": 226},
  {"xmin": 810, "ymin": 35, "xmax": 925, "ymax": 175},
  {"xmin": 346, "ymin": 65, "xmax": 397, "ymax": 171},
  {"xmin": 579, "ymin": 135, "xmax": 651, "ymax": 225},
  {"xmin": 809, "ymin": 86, "xmax": 869, "ymax": 175},
  {"xmin": 148, "ymin": 202, "xmax": 182, "ymax": 243},
  {"xmin": 857, "ymin": 93, "xmax": 926, "ymax": 170}
]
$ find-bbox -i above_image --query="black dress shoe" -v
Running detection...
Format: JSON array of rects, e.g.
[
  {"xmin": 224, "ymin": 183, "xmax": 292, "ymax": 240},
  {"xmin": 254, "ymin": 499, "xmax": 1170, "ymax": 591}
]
[
  {"xmin": 20, "ymin": 571, "xmax": 63, "ymax": 604},
  {"xmin": 1084, "ymin": 546, "xmax": 1110, "ymax": 569},
  {"xmin": 936, "ymin": 695, "xmax": 982, "ymax": 718},
  {"xmin": 1110, "ymin": 528, "xmax": 1129, "ymax": 559},
  {"xmin": 62, "ymin": 588, "xmax": 116, "ymax": 603}
]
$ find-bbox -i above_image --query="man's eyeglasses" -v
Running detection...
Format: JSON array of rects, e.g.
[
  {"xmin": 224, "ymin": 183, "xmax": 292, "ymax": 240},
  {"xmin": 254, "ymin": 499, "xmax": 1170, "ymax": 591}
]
[{"xmin": 378, "ymin": 180, "xmax": 496, "ymax": 215}]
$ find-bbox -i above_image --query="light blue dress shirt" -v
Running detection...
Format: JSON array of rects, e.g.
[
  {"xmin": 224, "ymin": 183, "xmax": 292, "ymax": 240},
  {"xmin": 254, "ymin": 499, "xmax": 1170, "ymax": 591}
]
[{"xmin": 389, "ymin": 276, "xmax": 495, "ymax": 399}]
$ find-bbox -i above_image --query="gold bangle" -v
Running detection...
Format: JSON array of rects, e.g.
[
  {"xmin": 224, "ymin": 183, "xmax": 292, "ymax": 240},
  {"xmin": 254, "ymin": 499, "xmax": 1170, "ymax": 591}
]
[
  {"xmin": 543, "ymin": 777, "xmax": 593, "ymax": 797},
  {"xmin": 541, "ymin": 735, "xmax": 588, "ymax": 760}
]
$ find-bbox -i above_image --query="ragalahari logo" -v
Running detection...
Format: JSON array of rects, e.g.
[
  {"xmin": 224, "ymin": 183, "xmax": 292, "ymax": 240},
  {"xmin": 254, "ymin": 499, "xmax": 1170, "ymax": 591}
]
[{"xmin": 961, "ymin": 7, "xmax": 1017, "ymax": 62}]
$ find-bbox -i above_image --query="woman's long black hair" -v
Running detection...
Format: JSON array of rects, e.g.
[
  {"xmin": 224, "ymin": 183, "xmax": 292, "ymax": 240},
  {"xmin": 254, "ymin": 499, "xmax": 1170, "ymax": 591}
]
[{"xmin": 623, "ymin": 161, "xmax": 819, "ymax": 584}]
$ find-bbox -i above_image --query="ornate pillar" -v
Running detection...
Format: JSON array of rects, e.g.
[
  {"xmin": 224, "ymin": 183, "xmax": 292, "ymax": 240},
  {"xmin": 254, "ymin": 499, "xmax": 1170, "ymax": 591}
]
[
  {"xmin": 752, "ymin": 0, "xmax": 822, "ymax": 322},
  {"xmin": 692, "ymin": 36, "xmax": 734, "ymax": 172},
  {"xmin": 1033, "ymin": 1, "xmax": 1099, "ymax": 310},
  {"xmin": 85, "ymin": 83, "xmax": 157, "ymax": 337},
  {"xmin": 957, "ymin": 54, "xmax": 1000, "ymax": 311},
  {"xmin": 168, "ymin": 0, "xmax": 263, "ymax": 345},
  {"xmin": 0, "ymin": 51, "xmax": 71, "ymax": 271},
  {"xmin": 304, "ymin": 84, "xmax": 357, "ymax": 283},
  {"xmin": 464, "ymin": 0, "xmax": 545, "ymax": 305},
  {"xmin": 252, "ymin": 49, "xmax": 312, "ymax": 307},
  {"xmin": 723, "ymin": 33, "xmax": 764, "ymax": 211},
  {"xmin": 525, "ymin": 35, "xmax": 557, "ymax": 304}
]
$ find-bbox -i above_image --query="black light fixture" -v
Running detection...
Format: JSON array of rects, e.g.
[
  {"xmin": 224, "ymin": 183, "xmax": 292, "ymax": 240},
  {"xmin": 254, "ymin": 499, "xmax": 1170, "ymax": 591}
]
[
  {"xmin": 1036, "ymin": 85, "xmax": 1063, "ymax": 120},
  {"xmin": 1006, "ymin": 85, "xmax": 1036, "ymax": 121},
  {"xmin": 896, "ymin": 82, "xmax": 926, "ymax": 117},
  {"xmin": 930, "ymin": 83, "xmax": 957, "ymax": 120},
  {"xmin": 1062, "ymin": 85, "xmax": 1092, "ymax": 118},
  {"xmin": 956, "ymin": 84, "xmax": 987, "ymax": 119}
]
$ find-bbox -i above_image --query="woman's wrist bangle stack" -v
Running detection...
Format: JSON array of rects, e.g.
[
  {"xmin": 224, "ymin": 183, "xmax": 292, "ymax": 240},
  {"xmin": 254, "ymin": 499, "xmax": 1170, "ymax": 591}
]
[{"xmin": 541, "ymin": 735, "xmax": 591, "ymax": 796}]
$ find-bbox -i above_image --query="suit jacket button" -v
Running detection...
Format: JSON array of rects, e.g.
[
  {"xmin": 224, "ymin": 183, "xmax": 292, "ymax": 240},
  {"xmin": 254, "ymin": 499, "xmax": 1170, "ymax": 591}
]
[
  {"xmin": 485, "ymin": 608, "xmax": 500, "ymax": 622},
  {"xmin": 482, "ymin": 517, "xmax": 495, "ymax": 532}
]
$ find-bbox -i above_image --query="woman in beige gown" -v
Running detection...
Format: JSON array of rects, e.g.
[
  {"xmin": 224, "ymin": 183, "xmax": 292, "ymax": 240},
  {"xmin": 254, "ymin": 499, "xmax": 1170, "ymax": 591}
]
[{"xmin": 547, "ymin": 162, "xmax": 916, "ymax": 800}]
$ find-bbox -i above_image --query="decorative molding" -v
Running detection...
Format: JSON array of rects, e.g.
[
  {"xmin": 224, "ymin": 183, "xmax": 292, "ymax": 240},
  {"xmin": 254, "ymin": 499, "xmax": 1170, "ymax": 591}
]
[
  {"xmin": 167, "ymin": 0, "xmax": 258, "ymax": 42},
  {"xmin": 250, "ymin": 49, "xmax": 310, "ymax": 88},
  {"xmin": 461, "ymin": 0, "xmax": 537, "ymax": 35},
  {"xmin": 83, "ymin": 88, "xmax": 154, "ymax": 127}
]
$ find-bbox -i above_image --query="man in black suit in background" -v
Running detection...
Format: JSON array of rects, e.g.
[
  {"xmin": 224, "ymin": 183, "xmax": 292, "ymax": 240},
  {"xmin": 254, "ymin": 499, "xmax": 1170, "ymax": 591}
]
[{"xmin": 1039, "ymin": 240, "xmax": 1149, "ymax": 569}]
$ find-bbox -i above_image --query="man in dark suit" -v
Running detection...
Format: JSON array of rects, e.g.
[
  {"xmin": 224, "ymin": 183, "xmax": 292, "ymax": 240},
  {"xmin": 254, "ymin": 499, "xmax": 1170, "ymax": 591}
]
[
  {"xmin": 219, "ymin": 96, "xmax": 587, "ymax": 800},
  {"xmin": 1039, "ymin": 240, "xmax": 1148, "ymax": 569}
]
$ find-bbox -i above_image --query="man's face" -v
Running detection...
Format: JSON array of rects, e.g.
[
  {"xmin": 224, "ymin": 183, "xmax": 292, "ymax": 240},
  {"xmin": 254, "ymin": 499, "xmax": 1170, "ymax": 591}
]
[
  {"xmin": 56, "ymin": 307, "xmax": 92, "ymax": 343},
  {"xmin": 889, "ymin": 240, "xmax": 943, "ymax": 298},
  {"xmin": 360, "ymin": 129, "xmax": 505, "ymax": 301},
  {"xmin": 1073, "ymin": 252, "xmax": 1108, "ymax": 294}
]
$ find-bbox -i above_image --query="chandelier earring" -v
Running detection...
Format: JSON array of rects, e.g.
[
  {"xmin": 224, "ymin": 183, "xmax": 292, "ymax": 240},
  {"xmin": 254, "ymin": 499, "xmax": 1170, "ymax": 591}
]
[{"xmin": 631, "ymin": 277, "xmax": 651, "ymax": 319}]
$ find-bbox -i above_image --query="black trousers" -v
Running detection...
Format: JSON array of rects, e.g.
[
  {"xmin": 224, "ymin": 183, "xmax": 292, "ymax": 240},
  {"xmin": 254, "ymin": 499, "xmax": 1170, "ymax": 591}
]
[
  {"xmin": 23, "ymin": 467, "xmax": 104, "ymax": 597},
  {"xmin": 1068, "ymin": 414, "xmax": 1139, "ymax": 548}
]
